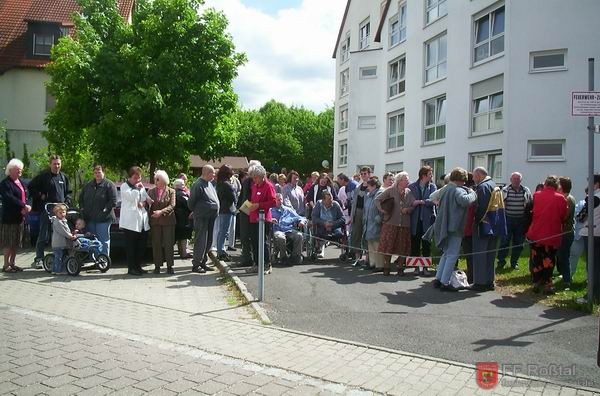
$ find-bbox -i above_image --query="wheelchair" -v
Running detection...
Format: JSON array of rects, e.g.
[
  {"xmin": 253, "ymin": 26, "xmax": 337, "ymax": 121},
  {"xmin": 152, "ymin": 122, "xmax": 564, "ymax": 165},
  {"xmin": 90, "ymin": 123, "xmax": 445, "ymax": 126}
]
[
  {"xmin": 268, "ymin": 221, "xmax": 310, "ymax": 265},
  {"xmin": 306, "ymin": 221, "xmax": 350, "ymax": 262}
]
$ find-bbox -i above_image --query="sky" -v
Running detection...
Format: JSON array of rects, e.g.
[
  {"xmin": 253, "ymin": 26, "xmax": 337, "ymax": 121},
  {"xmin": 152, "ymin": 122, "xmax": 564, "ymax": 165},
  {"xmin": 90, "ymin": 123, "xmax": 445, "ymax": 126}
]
[{"xmin": 202, "ymin": 0, "xmax": 347, "ymax": 112}]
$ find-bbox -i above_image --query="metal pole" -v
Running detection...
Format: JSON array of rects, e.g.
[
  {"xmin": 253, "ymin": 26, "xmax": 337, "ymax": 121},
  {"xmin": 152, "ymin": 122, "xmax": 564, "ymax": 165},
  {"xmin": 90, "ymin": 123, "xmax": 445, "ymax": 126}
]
[
  {"xmin": 587, "ymin": 58, "xmax": 595, "ymax": 306},
  {"xmin": 258, "ymin": 210, "xmax": 265, "ymax": 301}
]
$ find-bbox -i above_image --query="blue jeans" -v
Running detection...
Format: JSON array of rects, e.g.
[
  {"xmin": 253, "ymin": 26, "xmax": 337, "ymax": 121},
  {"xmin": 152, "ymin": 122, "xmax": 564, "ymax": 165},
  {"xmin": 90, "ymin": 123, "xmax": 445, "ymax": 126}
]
[
  {"xmin": 35, "ymin": 212, "xmax": 50, "ymax": 260},
  {"xmin": 556, "ymin": 232, "xmax": 574, "ymax": 284},
  {"xmin": 496, "ymin": 216, "xmax": 527, "ymax": 268},
  {"xmin": 216, "ymin": 213, "xmax": 233, "ymax": 254},
  {"xmin": 86, "ymin": 221, "xmax": 111, "ymax": 256},
  {"xmin": 436, "ymin": 235, "xmax": 462, "ymax": 285},
  {"xmin": 52, "ymin": 248, "xmax": 65, "ymax": 273}
]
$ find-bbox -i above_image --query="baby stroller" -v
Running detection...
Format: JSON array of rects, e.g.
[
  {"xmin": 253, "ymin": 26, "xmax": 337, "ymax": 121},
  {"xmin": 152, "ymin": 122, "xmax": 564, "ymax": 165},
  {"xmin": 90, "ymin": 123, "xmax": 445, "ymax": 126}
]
[{"xmin": 42, "ymin": 204, "xmax": 111, "ymax": 276}]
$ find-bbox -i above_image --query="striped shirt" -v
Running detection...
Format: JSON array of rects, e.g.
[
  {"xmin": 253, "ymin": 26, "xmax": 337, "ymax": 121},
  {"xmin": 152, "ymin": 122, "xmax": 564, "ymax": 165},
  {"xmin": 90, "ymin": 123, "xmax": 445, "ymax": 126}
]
[{"xmin": 504, "ymin": 186, "xmax": 526, "ymax": 218}]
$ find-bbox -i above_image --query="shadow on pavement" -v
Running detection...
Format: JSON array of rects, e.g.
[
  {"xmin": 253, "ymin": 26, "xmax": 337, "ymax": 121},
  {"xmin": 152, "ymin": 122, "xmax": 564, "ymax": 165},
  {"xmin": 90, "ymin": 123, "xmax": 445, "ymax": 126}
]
[{"xmin": 471, "ymin": 307, "xmax": 584, "ymax": 351}]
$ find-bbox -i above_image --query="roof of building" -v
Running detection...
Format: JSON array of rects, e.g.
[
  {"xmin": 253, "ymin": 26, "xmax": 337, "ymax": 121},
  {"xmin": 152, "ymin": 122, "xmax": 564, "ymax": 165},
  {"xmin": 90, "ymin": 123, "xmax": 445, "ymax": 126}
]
[
  {"xmin": 0, "ymin": 0, "xmax": 134, "ymax": 74},
  {"xmin": 332, "ymin": 0, "xmax": 352, "ymax": 59},
  {"xmin": 189, "ymin": 156, "xmax": 249, "ymax": 171}
]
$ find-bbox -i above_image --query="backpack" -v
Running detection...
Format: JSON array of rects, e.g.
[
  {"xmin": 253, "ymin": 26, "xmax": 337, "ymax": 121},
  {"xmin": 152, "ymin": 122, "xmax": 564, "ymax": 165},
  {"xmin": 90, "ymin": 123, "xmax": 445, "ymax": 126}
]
[{"xmin": 479, "ymin": 186, "xmax": 507, "ymax": 237}]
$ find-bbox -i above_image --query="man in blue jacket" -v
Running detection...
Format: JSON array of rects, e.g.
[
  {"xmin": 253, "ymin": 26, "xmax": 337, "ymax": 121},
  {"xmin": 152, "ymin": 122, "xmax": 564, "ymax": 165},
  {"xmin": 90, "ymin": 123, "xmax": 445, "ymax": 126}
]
[
  {"xmin": 408, "ymin": 166, "xmax": 437, "ymax": 275},
  {"xmin": 472, "ymin": 167, "xmax": 506, "ymax": 291},
  {"xmin": 270, "ymin": 194, "xmax": 306, "ymax": 265}
]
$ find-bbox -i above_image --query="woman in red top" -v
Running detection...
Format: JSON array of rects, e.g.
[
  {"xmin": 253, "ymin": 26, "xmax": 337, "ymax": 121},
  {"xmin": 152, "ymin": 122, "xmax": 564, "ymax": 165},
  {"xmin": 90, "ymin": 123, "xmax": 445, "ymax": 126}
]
[
  {"xmin": 246, "ymin": 165, "xmax": 276, "ymax": 274},
  {"xmin": 526, "ymin": 175, "xmax": 567, "ymax": 294}
]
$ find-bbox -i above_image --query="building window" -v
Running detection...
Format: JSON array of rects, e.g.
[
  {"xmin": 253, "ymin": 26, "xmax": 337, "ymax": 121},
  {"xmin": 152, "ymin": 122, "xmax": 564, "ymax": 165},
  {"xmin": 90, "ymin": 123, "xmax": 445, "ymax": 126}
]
[
  {"xmin": 339, "ymin": 105, "xmax": 348, "ymax": 131},
  {"xmin": 359, "ymin": 66, "xmax": 377, "ymax": 79},
  {"xmin": 421, "ymin": 157, "xmax": 445, "ymax": 187},
  {"xmin": 473, "ymin": 5, "xmax": 505, "ymax": 64},
  {"xmin": 387, "ymin": 110, "xmax": 405, "ymax": 150},
  {"xmin": 473, "ymin": 92, "xmax": 503, "ymax": 135},
  {"xmin": 471, "ymin": 74, "xmax": 503, "ymax": 136},
  {"xmin": 470, "ymin": 151, "xmax": 503, "ymax": 183},
  {"xmin": 60, "ymin": 26, "xmax": 71, "ymax": 37},
  {"xmin": 425, "ymin": 33, "xmax": 447, "ymax": 83},
  {"xmin": 358, "ymin": 116, "xmax": 376, "ymax": 129},
  {"xmin": 389, "ymin": 56, "xmax": 406, "ymax": 98},
  {"xmin": 33, "ymin": 33, "xmax": 54, "ymax": 56},
  {"xmin": 389, "ymin": 3, "xmax": 407, "ymax": 48},
  {"xmin": 339, "ymin": 140, "xmax": 348, "ymax": 167},
  {"xmin": 527, "ymin": 140, "xmax": 565, "ymax": 162},
  {"xmin": 530, "ymin": 49, "xmax": 567, "ymax": 73},
  {"xmin": 425, "ymin": 0, "xmax": 447, "ymax": 25},
  {"xmin": 359, "ymin": 18, "xmax": 370, "ymax": 50},
  {"xmin": 340, "ymin": 34, "xmax": 350, "ymax": 63},
  {"xmin": 386, "ymin": 162, "xmax": 404, "ymax": 173},
  {"xmin": 424, "ymin": 95, "xmax": 446, "ymax": 143},
  {"xmin": 340, "ymin": 69, "xmax": 349, "ymax": 96},
  {"xmin": 389, "ymin": 15, "xmax": 400, "ymax": 48}
]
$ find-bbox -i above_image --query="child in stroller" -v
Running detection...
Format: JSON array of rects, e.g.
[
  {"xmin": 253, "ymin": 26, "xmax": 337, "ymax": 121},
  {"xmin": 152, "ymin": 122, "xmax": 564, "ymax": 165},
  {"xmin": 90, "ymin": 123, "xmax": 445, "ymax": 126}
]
[{"xmin": 43, "ymin": 206, "xmax": 111, "ymax": 276}]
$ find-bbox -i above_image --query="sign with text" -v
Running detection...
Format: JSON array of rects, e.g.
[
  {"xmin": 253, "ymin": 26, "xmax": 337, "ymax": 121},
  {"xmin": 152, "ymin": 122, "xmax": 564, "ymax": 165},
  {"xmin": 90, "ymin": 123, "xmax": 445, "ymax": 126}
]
[{"xmin": 572, "ymin": 91, "xmax": 600, "ymax": 116}]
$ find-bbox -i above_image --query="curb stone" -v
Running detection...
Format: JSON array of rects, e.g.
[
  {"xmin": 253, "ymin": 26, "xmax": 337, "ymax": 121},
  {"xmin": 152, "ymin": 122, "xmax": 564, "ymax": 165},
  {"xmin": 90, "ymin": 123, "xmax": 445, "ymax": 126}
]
[{"xmin": 210, "ymin": 253, "xmax": 272, "ymax": 325}]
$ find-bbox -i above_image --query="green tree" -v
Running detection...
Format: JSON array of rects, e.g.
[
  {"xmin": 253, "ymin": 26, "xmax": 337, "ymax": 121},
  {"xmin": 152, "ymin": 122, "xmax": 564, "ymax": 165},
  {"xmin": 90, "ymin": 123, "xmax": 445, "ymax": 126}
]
[
  {"xmin": 46, "ymin": 0, "xmax": 246, "ymax": 177},
  {"xmin": 233, "ymin": 101, "xmax": 333, "ymax": 175}
]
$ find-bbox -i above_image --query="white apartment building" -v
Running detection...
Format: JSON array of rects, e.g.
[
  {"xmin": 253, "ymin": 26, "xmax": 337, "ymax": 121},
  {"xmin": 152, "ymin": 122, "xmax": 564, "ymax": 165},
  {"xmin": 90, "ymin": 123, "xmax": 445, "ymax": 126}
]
[{"xmin": 332, "ymin": 0, "xmax": 600, "ymax": 194}]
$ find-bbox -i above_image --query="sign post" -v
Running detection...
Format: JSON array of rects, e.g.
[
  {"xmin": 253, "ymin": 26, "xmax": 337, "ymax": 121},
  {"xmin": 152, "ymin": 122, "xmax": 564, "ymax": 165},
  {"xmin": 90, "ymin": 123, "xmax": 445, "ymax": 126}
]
[
  {"xmin": 571, "ymin": 59, "xmax": 598, "ymax": 310},
  {"xmin": 258, "ymin": 210, "xmax": 265, "ymax": 302}
]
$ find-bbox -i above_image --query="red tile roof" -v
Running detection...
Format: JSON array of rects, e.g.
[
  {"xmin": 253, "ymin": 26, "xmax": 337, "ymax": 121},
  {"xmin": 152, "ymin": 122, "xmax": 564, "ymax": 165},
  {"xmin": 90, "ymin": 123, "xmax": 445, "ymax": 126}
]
[
  {"xmin": 190, "ymin": 156, "xmax": 250, "ymax": 175},
  {"xmin": 0, "ymin": 0, "xmax": 134, "ymax": 74}
]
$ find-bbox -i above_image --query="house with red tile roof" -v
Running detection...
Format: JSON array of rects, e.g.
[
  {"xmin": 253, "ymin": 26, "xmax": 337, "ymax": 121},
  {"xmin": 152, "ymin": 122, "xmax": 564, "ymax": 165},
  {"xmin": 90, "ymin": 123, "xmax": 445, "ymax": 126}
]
[{"xmin": 0, "ymin": 0, "xmax": 134, "ymax": 162}]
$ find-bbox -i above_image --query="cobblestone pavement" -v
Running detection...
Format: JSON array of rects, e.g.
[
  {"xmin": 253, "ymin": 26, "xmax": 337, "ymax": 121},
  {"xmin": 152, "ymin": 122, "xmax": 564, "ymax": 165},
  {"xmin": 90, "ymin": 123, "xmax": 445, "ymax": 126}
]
[{"xmin": 0, "ymin": 251, "xmax": 598, "ymax": 395}]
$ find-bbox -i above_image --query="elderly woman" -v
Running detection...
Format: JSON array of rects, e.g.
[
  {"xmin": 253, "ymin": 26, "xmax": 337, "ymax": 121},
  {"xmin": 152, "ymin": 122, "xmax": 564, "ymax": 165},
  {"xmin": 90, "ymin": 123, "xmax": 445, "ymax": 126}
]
[
  {"xmin": 216, "ymin": 165, "xmax": 237, "ymax": 261},
  {"xmin": 363, "ymin": 177, "xmax": 384, "ymax": 272},
  {"xmin": 430, "ymin": 168, "xmax": 477, "ymax": 291},
  {"xmin": 375, "ymin": 172, "xmax": 415, "ymax": 276},
  {"xmin": 246, "ymin": 165, "xmax": 276, "ymax": 274},
  {"xmin": 173, "ymin": 179, "xmax": 192, "ymax": 259},
  {"xmin": 147, "ymin": 170, "xmax": 176, "ymax": 274},
  {"xmin": 119, "ymin": 166, "xmax": 152, "ymax": 276},
  {"xmin": 0, "ymin": 159, "xmax": 31, "ymax": 272}
]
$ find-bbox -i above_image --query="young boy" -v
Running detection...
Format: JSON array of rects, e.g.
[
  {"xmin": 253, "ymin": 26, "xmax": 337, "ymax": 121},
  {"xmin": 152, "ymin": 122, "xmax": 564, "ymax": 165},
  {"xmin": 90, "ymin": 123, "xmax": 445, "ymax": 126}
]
[{"xmin": 51, "ymin": 204, "xmax": 76, "ymax": 274}]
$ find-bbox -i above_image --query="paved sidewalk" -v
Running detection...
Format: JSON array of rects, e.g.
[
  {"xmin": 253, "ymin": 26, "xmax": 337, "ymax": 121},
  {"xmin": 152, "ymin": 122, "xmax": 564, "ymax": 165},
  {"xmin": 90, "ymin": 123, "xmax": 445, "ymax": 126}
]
[{"xmin": 0, "ymin": 251, "xmax": 598, "ymax": 395}]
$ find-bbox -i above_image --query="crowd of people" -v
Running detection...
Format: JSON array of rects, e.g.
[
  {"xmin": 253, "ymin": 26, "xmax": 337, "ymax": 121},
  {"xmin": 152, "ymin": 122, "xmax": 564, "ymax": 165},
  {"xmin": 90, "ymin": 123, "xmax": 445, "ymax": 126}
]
[{"xmin": 0, "ymin": 155, "xmax": 599, "ymax": 301}]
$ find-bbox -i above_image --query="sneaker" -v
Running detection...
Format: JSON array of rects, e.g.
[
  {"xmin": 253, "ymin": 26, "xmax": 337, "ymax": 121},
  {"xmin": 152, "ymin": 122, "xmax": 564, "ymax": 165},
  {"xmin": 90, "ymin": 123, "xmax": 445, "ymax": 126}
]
[
  {"xmin": 432, "ymin": 279, "xmax": 441, "ymax": 288},
  {"xmin": 32, "ymin": 258, "xmax": 42, "ymax": 269},
  {"xmin": 217, "ymin": 253, "xmax": 231, "ymax": 262},
  {"xmin": 192, "ymin": 267, "xmax": 206, "ymax": 274},
  {"xmin": 510, "ymin": 263, "xmax": 519, "ymax": 270},
  {"xmin": 317, "ymin": 251, "xmax": 324, "ymax": 259}
]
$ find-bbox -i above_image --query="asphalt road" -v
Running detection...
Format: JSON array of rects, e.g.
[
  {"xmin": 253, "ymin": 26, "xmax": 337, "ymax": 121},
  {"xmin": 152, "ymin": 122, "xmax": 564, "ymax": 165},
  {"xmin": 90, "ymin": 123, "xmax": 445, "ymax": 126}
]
[{"xmin": 231, "ymin": 245, "xmax": 600, "ymax": 389}]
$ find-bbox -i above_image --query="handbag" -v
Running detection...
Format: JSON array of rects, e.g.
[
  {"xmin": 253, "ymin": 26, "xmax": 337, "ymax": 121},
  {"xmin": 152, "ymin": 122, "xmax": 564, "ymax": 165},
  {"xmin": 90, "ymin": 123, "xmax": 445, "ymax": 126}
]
[
  {"xmin": 450, "ymin": 270, "xmax": 470, "ymax": 289},
  {"xmin": 380, "ymin": 196, "xmax": 394, "ymax": 221}
]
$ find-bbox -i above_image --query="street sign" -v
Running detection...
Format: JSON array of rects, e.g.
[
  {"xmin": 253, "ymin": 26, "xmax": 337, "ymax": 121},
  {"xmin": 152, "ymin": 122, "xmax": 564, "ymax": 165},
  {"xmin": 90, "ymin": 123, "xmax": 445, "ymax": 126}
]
[
  {"xmin": 572, "ymin": 91, "xmax": 600, "ymax": 116},
  {"xmin": 405, "ymin": 256, "xmax": 432, "ymax": 267}
]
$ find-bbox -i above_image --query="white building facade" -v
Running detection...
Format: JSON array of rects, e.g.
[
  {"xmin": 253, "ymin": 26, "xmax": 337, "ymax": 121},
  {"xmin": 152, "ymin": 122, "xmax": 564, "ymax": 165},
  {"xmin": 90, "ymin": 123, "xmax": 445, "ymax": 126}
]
[{"xmin": 333, "ymin": 0, "xmax": 600, "ymax": 194}]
